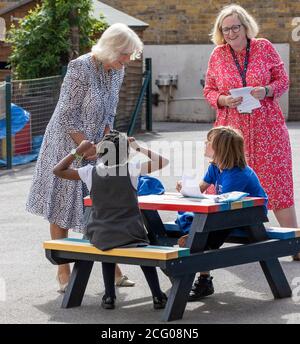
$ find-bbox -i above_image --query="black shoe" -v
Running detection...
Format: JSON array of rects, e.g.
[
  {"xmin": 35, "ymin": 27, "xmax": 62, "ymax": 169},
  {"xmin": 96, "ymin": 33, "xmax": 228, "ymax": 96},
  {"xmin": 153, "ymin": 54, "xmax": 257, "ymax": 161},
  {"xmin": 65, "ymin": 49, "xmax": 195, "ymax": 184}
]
[
  {"xmin": 101, "ymin": 295, "xmax": 116, "ymax": 309},
  {"xmin": 153, "ymin": 292, "xmax": 168, "ymax": 309},
  {"xmin": 188, "ymin": 275, "xmax": 214, "ymax": 302}
]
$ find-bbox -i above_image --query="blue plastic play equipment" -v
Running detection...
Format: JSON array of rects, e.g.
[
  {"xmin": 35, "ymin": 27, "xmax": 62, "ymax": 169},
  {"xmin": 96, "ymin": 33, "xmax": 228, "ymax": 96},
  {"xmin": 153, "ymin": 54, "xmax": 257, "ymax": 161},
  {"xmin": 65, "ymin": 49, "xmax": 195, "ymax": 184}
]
[{"xmin": 0, "ymin": 103, "xmax": 43, "ymax": 166}]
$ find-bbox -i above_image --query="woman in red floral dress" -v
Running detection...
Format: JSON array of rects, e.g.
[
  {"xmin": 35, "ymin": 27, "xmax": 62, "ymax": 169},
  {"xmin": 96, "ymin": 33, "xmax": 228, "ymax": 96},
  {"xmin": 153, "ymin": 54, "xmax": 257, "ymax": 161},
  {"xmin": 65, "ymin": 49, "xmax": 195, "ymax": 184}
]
[{"xmin": 204, "ymin": 4, "xmax": 299, "ymax": 259}]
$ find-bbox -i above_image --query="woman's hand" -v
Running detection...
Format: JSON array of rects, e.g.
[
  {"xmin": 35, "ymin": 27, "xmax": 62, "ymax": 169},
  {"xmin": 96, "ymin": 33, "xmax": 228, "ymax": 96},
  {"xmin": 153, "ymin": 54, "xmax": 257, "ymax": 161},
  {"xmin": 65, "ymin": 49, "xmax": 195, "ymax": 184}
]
[
  {"xmin": 223, "ymin": 95, "xmax": 243, "ymax": 108},
  {"xmin": 178, "ymin": 234, "xmax": 188, "ymax": 248},
  {"xmin": 251, "ymin": 87, "xmax": 266, "ymax": 100},
  {"xmin": 104, "ymin": 125, "xmax": 111, "ymax": 135},
  {"xmin": 176, "ymin": 181, "xmax": 182, "ymax": 192}
]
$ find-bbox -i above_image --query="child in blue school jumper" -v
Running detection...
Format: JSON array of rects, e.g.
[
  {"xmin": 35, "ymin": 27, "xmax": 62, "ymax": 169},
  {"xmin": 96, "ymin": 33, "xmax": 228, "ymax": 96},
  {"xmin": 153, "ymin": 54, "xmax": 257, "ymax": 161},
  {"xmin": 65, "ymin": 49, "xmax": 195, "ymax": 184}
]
[
  {"xmin": 53, "ymin": 130, "xmax": 169, "ymax": 310},
  {"xmin": 176, "ymin": 126, "xmax": 268, "ymax": 302}
]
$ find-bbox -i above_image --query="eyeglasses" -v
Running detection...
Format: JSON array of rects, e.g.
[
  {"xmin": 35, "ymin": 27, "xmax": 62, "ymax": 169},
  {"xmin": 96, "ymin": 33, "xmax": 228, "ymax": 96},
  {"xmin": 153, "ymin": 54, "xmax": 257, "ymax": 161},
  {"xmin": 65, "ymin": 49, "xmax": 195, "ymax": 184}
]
[{"xmin": 221, "ymin": 24, "xmax": 242, "ymax": 35}]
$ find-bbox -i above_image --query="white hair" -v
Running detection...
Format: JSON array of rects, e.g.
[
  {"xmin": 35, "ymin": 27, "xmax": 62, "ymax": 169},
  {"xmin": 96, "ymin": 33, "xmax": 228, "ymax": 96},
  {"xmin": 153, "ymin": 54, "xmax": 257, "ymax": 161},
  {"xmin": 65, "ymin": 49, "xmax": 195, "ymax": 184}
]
[{"xmin": 91, "ymin": 23, "xmax": 143, "ymax": 63}]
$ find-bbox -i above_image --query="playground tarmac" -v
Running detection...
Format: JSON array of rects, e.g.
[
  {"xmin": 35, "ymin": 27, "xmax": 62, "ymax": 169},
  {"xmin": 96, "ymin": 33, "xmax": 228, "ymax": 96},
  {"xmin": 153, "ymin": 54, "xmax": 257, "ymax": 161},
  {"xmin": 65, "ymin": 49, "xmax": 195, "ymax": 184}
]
[{"xmin": 1, "ymin": 121, "xmax": 300, "ymax": 325}]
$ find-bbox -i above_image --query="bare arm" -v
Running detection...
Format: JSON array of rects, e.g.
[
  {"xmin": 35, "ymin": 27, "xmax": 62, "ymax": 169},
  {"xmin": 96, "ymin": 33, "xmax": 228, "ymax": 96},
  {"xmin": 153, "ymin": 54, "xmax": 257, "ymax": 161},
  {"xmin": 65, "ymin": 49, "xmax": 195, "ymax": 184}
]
[
  {"xmin": 53, "ymin": 140, "xmax": 93, "ymax": 180},
  {"xmin": 129, "ymin": 138, "xmax": 169, "ymax": 174},
  {"xmin": 53, "ymin": 155, "xmax": 81, "ymax": 180},
  {"xmin": 199, "ymin": 180, "xmax": 210, "ymax": 193},
  {"xmin": 69, "ymin": 132, "xmax": 86, "ymax": 145},
  {"xmin": 69, "ymin": 132, "xmax": 97, "ymax": 160},
  {"xmin": 69, "ymin": 125, "xmax": 110, "ymax": 158}
]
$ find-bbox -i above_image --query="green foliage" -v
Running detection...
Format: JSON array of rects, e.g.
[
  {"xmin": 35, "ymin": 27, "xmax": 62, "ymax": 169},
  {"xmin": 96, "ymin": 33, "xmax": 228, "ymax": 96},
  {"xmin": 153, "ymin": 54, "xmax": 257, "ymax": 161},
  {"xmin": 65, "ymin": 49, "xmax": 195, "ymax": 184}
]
[{"xmin": 7, "ymin": 0, "xmax": 107, "ymax": 79}]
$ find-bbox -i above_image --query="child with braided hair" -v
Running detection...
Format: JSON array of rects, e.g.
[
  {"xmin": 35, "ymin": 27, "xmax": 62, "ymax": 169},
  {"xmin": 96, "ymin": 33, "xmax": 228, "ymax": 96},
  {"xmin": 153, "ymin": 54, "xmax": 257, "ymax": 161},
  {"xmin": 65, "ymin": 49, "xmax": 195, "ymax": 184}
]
[{"xmin": 53, "ymin": 130, "xmax": 169, "ymax": 310}]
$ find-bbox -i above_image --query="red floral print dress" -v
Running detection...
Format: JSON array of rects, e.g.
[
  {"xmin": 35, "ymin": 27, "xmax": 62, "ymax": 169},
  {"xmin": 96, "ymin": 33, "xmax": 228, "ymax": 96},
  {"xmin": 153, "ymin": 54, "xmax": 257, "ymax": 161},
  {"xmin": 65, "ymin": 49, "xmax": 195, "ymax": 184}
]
[{"xmin": 204, "ymin": 38, "xmax": 293, "ymax": 210}]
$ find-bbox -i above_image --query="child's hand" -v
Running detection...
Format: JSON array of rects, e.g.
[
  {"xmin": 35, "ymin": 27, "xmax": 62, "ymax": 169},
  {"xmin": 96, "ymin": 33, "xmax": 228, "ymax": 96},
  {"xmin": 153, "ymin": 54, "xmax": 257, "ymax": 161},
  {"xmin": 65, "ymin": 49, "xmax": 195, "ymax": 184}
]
[
  {"xmin": 77, "ymin": 140, "xmax": 97, "ymax": 160},
  {"xmin": 176, "ymin": 181, "xmax": 182, "ymax": 193},
  {"xmin": 128, "ymin": 137, "xmax": 140, "ymax": 151},
  {"xmin": 177, "ymin": 234, "xmax": 188, "ymax": 247},
  {"xmin": 83, "ymin": 144, "xmax": 97, "ymax": 160},
  {"xmin": 77, "ymin": 140, "xmax": 93, "ymax": 154}
]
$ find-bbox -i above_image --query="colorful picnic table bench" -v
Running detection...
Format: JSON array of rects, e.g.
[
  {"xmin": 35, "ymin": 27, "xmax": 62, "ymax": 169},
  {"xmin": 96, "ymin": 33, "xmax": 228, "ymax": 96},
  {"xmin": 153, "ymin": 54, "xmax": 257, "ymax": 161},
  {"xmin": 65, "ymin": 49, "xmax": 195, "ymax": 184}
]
[{"xmin": 44, "ymin": 193, "xmax": 300, "ymax": 322}]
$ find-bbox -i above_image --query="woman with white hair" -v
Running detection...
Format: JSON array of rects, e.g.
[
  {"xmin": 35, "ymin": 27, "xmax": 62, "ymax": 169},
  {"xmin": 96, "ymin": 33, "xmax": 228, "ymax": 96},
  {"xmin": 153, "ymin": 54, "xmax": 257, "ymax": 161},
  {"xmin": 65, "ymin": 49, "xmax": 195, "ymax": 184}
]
[{"xmin": 26, "ymin": 23, "xmax": 143, "ymax": 291}]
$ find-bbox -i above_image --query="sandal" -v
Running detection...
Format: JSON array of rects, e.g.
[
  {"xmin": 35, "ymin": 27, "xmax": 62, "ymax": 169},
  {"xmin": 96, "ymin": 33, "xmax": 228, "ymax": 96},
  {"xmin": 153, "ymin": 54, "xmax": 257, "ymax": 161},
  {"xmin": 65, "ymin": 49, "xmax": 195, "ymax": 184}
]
[
  {"xmin": 56, "ymin": 275, "xmax": 69, "ymax": 293},
  {"xmin": 115, "ymin": 275, "xmax": 135, "ymax": 287}
]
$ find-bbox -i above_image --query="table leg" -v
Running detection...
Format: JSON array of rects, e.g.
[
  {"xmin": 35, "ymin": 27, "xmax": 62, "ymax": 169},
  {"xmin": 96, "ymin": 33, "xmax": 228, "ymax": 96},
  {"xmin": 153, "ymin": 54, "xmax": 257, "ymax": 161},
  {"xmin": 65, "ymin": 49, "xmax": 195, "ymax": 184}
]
[
  {"xmin": 162, "ymin": 214, "xmax": 209, "ymax": 321},
  {"xmin": 260, "ymin": 260, "xmax": 292, "ymax": 298},
  {"xmin": 83, "ymin": 206, "xmax": 92, "ymax": 228},
  {"xmin": 162, "ymin": 273, "xmax": 196, "ymax": 322},
  {"xmin": 61, "ymin": 260, "xmax": 94, "ymax": 308},
  {"xmin": 248, "ymin": 224, "xmax": 291, "ymax": 298},
  {"xmin": 142, "ymin": 209, "xmax": 177, "ymax": 246},
  {"xmin": 186, "ymin": 213, "xmax": 209, "ymax": 253}
]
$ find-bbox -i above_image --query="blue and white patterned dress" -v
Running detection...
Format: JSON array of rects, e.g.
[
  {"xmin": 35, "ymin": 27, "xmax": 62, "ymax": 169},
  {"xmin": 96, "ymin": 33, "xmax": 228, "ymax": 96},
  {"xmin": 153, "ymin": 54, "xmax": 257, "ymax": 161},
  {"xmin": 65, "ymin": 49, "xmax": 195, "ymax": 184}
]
[{"xmin": 26, "ymin": 53, "xmax": 125, "ymax": 231}]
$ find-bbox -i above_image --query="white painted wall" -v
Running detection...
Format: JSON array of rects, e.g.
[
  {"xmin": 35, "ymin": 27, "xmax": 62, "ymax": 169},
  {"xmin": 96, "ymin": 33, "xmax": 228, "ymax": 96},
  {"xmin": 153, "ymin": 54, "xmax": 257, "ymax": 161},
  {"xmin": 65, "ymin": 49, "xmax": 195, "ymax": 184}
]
[{"xmin": 144, "ymin": 44, "xmax": 290, "ymax": 122}]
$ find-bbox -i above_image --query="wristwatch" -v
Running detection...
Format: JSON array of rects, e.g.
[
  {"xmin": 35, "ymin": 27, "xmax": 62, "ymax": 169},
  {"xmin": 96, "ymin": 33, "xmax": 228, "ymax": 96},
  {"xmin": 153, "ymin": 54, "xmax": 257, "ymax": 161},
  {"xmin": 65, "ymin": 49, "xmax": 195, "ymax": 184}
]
[
  {"xmin": 70, "ymin": 148, "xmax": 83, "ymax": 161},
  {"xmin": 264, "ymin": 86, "xmax": 269, "ymax": 97}
]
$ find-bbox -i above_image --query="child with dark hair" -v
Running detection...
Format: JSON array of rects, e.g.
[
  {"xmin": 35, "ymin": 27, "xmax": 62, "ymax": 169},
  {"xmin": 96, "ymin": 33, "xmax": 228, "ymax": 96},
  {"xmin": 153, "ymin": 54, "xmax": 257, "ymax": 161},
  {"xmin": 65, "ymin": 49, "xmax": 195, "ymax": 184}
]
[
  {"xmin": 53, "ymin": 130, "xmax": 169, "ymax": 310},
  {"xmin": 176, "ymin": 126, "xmax": 267, "ymax": 301}
]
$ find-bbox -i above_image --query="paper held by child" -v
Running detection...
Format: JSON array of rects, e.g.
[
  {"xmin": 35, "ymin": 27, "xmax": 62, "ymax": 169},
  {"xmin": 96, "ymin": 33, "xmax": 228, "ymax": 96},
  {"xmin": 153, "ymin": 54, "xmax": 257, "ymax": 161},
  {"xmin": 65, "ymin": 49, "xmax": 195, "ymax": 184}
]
[
  {"xmin": 180, "ymin": 173, "xmax": 218, "ymax": 200},
  {"xmin": 180, "ymin": 173, "xmax": 249, "ymax": 203},
  {"xmin": 229, "ymin": 86, "xmax": 261, "ymax": 114}
]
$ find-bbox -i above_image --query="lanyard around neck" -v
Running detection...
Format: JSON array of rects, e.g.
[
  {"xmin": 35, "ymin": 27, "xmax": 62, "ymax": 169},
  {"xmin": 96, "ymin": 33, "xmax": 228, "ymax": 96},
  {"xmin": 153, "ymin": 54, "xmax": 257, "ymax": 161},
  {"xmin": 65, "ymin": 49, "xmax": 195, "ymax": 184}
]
[{"xmin": 230, "ymin": 39, "xmax": 251, "ymax": 87}]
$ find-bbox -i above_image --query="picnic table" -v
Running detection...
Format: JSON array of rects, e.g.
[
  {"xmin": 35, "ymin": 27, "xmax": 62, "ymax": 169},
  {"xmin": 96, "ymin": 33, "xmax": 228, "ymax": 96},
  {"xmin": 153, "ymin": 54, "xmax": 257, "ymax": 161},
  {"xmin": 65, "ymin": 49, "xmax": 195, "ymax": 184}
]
[{"xmin": 45, "ymin": 193, "xmax": 300, "ymax": 321}]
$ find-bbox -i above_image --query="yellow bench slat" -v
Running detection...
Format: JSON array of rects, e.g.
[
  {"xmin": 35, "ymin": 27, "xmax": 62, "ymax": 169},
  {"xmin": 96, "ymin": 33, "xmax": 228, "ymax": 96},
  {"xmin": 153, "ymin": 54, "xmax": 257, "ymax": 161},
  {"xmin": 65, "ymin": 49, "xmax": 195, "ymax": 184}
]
[{"xmin": 43, "ymin": 239, "xmax": 189, "ymax": 260}]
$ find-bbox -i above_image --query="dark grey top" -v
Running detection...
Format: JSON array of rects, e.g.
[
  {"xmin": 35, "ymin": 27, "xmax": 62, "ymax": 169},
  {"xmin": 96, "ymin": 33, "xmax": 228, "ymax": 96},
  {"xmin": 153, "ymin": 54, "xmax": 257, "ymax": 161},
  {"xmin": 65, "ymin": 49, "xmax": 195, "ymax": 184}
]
[{"xmin": 86, "ymin": 165, "xmax": 149, "ymax": 251}]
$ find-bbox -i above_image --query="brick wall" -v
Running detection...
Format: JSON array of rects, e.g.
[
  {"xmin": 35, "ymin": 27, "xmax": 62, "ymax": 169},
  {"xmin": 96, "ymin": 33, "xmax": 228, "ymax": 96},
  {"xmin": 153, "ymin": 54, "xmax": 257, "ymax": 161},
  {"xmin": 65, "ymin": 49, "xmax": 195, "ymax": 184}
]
[
  {"xmin": 0, "ymin": 0, "xmax": 40, "ymax": 69},
  {"xmin": 102, "ymin": 0, "xmax": 300, "ymax": 120}
]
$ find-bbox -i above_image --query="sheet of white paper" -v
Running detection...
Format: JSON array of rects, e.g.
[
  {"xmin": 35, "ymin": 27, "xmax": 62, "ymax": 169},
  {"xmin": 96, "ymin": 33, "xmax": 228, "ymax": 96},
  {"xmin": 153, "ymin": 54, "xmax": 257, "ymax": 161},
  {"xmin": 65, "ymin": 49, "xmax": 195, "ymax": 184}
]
[
  {"xmin": 181, "ymin": 173, "xmax": 202, "ymax": 198},
  {"xmin": 230, "ymin": 86, "xmax": 261, "ymax": 113},
  {"xmin": 180, "ymin": 172, "xmax": 219, "ymax": 201}
]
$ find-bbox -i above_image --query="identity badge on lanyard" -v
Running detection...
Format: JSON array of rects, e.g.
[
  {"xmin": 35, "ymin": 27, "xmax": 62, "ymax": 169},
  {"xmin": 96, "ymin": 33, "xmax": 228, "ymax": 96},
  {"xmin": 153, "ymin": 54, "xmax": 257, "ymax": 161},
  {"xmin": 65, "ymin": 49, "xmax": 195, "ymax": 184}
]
[{"xmin": 230, "ymin": 39, "xmax": 251, "ymax": 87}]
